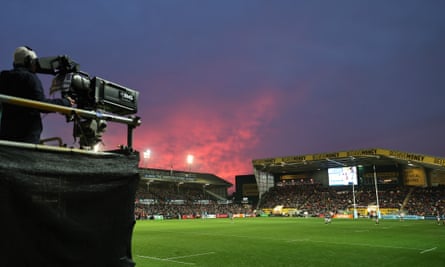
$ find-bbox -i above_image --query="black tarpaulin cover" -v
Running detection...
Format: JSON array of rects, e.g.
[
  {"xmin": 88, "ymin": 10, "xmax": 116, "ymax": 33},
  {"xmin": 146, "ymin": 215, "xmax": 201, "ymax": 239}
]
[{"xmin": 0, "ymin": 143, "xmax": 140, "ymax": 267}]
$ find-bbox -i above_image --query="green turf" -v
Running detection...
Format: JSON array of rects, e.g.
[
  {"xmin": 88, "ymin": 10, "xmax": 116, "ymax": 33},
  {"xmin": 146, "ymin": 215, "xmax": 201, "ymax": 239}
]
[{"xmin": 131, "ymin": 217, "xmax": 444, "ymax": 267}]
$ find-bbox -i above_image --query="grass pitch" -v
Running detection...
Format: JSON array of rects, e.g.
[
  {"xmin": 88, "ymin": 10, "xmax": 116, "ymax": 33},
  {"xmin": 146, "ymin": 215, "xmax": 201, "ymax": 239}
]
[{"xmin": 132, "ymin": 217, "xmax": 444, "ymax": 267}]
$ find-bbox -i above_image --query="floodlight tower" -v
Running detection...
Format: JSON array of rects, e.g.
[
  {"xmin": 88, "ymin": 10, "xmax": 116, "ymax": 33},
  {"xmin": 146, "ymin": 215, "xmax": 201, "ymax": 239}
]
[
  {"xmin": 187, "ymin": 154, "xmax": 194, "ymax": 173},
  {"xmin": 143, "ymin": 149, "xmax": 151, "ymax": 168}
]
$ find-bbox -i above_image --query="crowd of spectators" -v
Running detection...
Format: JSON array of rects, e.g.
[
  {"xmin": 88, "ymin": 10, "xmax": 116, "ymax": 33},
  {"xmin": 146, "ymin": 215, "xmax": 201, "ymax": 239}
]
[
  {"xmin": 134, "ymin": 180, "xmax": 445, "ymax": 219},
  {"xmin": 135, "ymin": 203, "xmax": 250, "ymax": 220},
  {"xmin": 134, "ymin": 182, "xmax": 252, "ymax": 220},
  {"xmin": 404, "ymin": 187, "xmax": 445, "ymax": 216},
  {"xmin": 258, "ymin": 183, "xmax": 445, "ymax": 217}
]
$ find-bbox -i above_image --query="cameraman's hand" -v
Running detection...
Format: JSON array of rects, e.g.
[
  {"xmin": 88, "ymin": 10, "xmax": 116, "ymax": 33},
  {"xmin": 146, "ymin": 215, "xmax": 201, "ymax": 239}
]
[{"xmin": 66, "ymin": 96, "xmax": 76, "ymax": 107}]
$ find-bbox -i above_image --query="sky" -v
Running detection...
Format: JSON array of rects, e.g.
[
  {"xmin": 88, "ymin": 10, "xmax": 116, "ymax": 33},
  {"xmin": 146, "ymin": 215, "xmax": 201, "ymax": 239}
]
[{"xmin": 1, "ymin": 0, "xmax": 445, "ymax": 188}]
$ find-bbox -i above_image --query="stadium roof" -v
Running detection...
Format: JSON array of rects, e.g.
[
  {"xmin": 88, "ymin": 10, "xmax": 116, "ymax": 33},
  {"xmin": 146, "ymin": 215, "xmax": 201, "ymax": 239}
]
[
  {"xmin": 139, "ymin": 167, "xmax": 232, "ymax": 187},
  {"xmin": 252, "ymin": 148, "xmax": 445, "ymax": 174}
]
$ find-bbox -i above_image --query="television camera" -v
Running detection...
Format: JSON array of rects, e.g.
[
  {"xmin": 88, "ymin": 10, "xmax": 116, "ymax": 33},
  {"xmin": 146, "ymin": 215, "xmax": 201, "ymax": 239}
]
[{"xmin": 35, "ymin": 55, "xmax": 139, "ymax": 149}]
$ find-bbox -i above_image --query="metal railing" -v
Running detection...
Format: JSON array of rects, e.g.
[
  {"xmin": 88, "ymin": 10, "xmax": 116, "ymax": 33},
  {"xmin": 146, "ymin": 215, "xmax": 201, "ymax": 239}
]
[{"xmin": 0, "ymin": 93, "xmax": 141, "ymax": 149}]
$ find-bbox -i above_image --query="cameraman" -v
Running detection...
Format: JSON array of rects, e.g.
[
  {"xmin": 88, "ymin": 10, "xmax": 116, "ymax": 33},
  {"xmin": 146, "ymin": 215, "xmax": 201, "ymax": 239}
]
[{"xmin": 0, "ymin": 46, "xmax": 75, "ymax": 144}]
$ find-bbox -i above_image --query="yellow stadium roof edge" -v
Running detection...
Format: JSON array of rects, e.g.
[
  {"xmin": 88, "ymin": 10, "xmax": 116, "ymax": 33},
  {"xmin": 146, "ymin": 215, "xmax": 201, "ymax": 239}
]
[{"xmin": 252, "ymin": 148, "xmax": 445, "ymax": 173}]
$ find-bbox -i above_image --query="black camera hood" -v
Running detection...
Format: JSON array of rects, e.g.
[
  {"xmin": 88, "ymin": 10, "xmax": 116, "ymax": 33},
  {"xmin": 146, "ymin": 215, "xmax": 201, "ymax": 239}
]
[{"xmin": 35, "ymin": 55, "xmax": 80, "ymax": 75}]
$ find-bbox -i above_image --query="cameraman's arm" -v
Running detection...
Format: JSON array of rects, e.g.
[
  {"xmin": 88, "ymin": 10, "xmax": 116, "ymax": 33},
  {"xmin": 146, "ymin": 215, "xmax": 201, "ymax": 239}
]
[{"xmin": 28, "ymin": 72, "xmax": 74, "ymax": 112}]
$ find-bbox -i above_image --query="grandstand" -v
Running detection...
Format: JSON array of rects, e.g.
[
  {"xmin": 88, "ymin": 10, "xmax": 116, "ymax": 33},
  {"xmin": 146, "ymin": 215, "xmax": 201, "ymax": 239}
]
[
  {"xmin": 135, "ymin": 148, "xmax": 445, "ymax": 220},
  {"xmin": 135, "ymin": 167, "xmax": 250, "ymax": 219},
  {"xmin": 251, "ymin": 148, "xmax": 445, "ymax": 219},
  {"xmin": 136, "ymin": 148, "xmax": 445, "ymax": 222}
]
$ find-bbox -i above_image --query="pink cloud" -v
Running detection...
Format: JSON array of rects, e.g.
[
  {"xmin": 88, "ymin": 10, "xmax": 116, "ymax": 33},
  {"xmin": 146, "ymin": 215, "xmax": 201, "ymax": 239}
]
[{"xmin": 127, "ymin": 88, "xmax": 282, "ymax": 187}]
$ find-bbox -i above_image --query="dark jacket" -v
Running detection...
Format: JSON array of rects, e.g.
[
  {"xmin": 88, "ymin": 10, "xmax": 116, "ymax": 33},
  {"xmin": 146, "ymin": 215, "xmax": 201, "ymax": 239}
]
[{"xmin": 0, "ymin": 67, "xmax": 70, "ymax": 144}]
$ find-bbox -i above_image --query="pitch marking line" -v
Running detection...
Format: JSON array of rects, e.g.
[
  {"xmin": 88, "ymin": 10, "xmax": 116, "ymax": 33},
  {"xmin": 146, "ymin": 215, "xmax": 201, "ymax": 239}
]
[
  {"xmin": 166, "ymin": 252, "xmax": 216, "ymax": 260},
  {"xmin": 137, "ymin": 252, "xmax": 216, "ymax": 265},
  {"xmin": 137, "ymin": 255, "xmax": 195, "ymax": 265},
  {"xmin": 288, "ymin": 239, "xmax": 437, "ymax": 254},
  {"xmin": 420, "ymin": 247, "xmax": 437, "ymax": 254},
  {"xmin": 196, "ymin": 231, "xmax": 425, "ymax": 252},
  {"xmin": 287, "ymin": 238, "xmax": 309, "ymax": 242},
  {"xmin": 152, "ymin": 230, "xmax": 437, "ymax": 255}
]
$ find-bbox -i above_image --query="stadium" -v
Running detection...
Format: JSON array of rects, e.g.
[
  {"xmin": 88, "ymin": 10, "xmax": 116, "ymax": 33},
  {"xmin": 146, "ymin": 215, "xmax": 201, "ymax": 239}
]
[
  {"xmin": 137, "ymin": 147, "xmax": 445, "ymax": 221},
  {"xmin": 1, "ymin": 96, "xmax": 444, "ymax": 266},
  {"xmin": 131, "ymin": 147, "xmax": 445, "ymax": 266}
]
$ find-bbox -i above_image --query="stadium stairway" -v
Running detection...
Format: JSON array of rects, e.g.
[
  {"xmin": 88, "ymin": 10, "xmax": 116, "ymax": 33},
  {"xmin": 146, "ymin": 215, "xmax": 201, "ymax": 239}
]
[
  {"xmin": 204, "ymin": 189, "xmax": 227, "ymax": 201},
  {"xmin": 400, "ymin": 187, "xmax": 414, "ymax": 211}
]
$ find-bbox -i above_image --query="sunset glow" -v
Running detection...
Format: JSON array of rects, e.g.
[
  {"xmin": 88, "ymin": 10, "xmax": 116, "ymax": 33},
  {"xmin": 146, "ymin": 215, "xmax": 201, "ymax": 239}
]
[{"xmin": 2, "ymin": 1, "xmax": 445, "ymax": 191}]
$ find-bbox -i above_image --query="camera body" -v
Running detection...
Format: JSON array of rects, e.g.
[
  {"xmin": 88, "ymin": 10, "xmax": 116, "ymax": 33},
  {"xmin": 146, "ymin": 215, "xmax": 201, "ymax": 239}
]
[
  {"xmin": 50, "ymin": 72, "xmax": 138, "ymax": 115},
  {"xmin": 35, "ymin": 56, "xmax": 140, "ymax": 148},
  {"xmin": 36, "ymin": 56, "xmax": 139, "ymax": 116}
]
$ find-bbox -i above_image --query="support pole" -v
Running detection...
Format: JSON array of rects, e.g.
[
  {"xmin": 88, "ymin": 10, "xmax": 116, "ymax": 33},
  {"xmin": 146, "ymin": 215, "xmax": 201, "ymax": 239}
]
[{"xmin": 373, "ymin": 165, "xmax": 381, "ymax": 219}]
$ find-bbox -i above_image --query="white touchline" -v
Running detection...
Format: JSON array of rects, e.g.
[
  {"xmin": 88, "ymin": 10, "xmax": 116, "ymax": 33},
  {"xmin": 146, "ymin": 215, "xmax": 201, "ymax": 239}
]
[
  {"xmin": 420, "ymin": 247, "xmax": 437, "ymax": 254},
  {"xmin": 293, "ymin": 239, "xmax": 425, "ymax": 252},
  {"xmin": 137, "ymin": 255, "xmax": 195, "ymax": 265},
  {"xmin": 136, "ymin": 252, "xmax": 216, "ymax": 265},
  {"xmin": 166, "ymin": 252, "xmax": 216, "ymax": 260}
]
